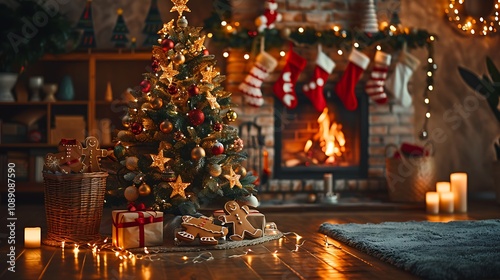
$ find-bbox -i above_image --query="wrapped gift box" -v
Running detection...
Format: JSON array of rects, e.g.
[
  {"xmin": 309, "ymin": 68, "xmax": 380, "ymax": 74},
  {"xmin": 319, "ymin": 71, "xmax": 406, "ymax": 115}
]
[
  {"xmin": 213, "ymin": 208, "xmax": 266, "ymax": 235},
  {"xmin": 112, "ymin": 210, "xmax": 164, "ymax": 249}
]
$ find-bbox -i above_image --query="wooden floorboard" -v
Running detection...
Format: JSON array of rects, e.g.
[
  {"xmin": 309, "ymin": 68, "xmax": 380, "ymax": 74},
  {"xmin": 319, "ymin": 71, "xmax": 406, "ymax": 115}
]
[{"xmin": 1, "ymin": 200, "xmax": 500, "ymax": 279}]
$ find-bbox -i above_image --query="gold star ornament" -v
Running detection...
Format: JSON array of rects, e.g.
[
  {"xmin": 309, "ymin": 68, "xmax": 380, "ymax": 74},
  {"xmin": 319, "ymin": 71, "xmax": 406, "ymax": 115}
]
[
  {"xmin": 169, "ymin": 175, "xmax": 191, "ymax": 198},
  {"xmin": 224, "ymin": 167, "xmax": 242, "ymax": 189},
  {"xmin": 201, "ymin": 66, "xmax": 218, "ymax": 83},
  {"xmin": 205, "ymin": 92, "xmax": 220, "ymax": 109},
  {"xmin": 160, "ymin": 62, "xmax": 179, "ymax": 85},
  {"xmin": 150, "ymin": 150, "xmax": 171, "ymax": 172},
  {"xmin": 170, "ymin": 0, "xmax": 191, "ymax": 17}
]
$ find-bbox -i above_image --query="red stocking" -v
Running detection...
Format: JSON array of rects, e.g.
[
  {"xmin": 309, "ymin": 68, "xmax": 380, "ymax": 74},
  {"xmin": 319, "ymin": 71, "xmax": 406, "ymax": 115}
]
[
  {"xmin": 302, "ymin": 46, "xmax": 335, "ymax": 112},
  {"xmin": 273, "ymin": 46, "xmax": 306, "ymax": 109},
  {"xmin": 334, "ymin": 49, "xmax": 370, "ymax": 111}
]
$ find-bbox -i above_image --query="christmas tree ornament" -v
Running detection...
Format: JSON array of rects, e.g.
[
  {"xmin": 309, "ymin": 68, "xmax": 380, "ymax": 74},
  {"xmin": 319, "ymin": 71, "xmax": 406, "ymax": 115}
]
[
  {"xmin": 239, "ymin": 50, "xmax": 278, "ymax": 107},
  {"xmin": 138, "ymin": 182, "xmax": 152, "ymax": 196},
  {"xmin": 125, "ymin": 156, "xmax": 139, "ymax": 170},
  {"xmin": 362, "ymin": 0, "xmax": 379, "ymax": 34},
  {"xmin": 234, "ymin": 165, "xmax": 247, "ymax": 177},
  {"xmin": 140, "ymin": 80, "xmax": 151, "ymax": 93},
  {"xmin": 302, "ymin": 45, "xmax": 336, "ymax": 112},
  {"xmin": 117, "ymin": 130, "xmax": 135, "ymax": 141},
  {"xmin": 386, "ymin": 47, "xmax": 420, "ymax": 107},
  {"xmin": 335, "ymin": 48, "xmax": 370, "ymax": 111},
  {"xmin": 208, "ymin": 163, "xmax": 222, "ymax": 177},
  {"xmin": 255, "ymin": 0, "xmax": 282, "ymax": 32},
  {"xmin": 211, "ymin": 141, "xmax": 224, "ymax": 155},
  {"xmin": 273, "ymin": 45, "xmax": 307, "ymax": 109},
  {"xmin": 201, "ymin": 66, "xmax": 218, "ymax": 83},
  {"xmin": 191, "ymin": 145, "xmax": 206, "ymax": 160},
  {"xmin": 113, "ymin": 143, "xmax": 126, "ymax": 159},
  {"xmin": 202, "ymin": 49, "xmax": 209, "ymax": 56},
  {"xmin": 141, "ymin": 102, "xmax": 153, "ymax": 111},
  {"xmin": 173, "ymin": 131, "xmax": 185, "ymax": 141},
  {"xmin": 173, "ymin": 52, "xmax": 186, "ymax": 64},
  {"xmin": 150, "ymin": 149, "xmax": 170, "ymax": 172},
  {"xmin": 225, "ymin": 109, "xmax": 238, "ymax": 122},
  {"xmin": 161, "ymin": 168, "xmax": 176, "ymax": 182},
  {"xmin": 124, "ymin": 185, "xmax": 140, "ymax": 202},
  {"xmin": 205, "ymin": 92, "xmax": 220, "ymax": 109},
  {"xmin": 187, "ymin": 108, "xmax": 205, "ymax": 126},
  {"xmin": 169, "ymin": 175, "xmax": 190, "ymax": 198},
  {"xmin": 130, "ymin": 122, "xmax": 144, "ymax": 134},
  {"xmin": 171, "ymin": 0, "xmax": 191, "ymax": 16},
  {"xmin": 159, "ymin": 120, "xmax": 174, "ymax": 133},
  {"xmin": 121, "ymin": 113, "xmax": 132, "ymax": 127},
  {"xmin": 168, "ymin": 84, "xmax": 179, "ymax": 95},
  {"xmin": 160, "ymin": 62, "xmax": 179, "ymax": 85},
  {"xmin": 224, "ymin": 167, "xmax": 242, "ymax": 189},
  {"xmin": 177, "ymin": 15, "xmax": 188, "ymax": 28},
  {"xmin": 188, "ymin": 84, "xmax": 199, "ymax": 96},
  {"xmin": 151, "ymin": 58, "xmax": 160, "ymax": 72},
  {"xmin": 231, "ymin": 138, "xmax": 244, "ymax": 152},
  {"xmin": 161, "ymin": 38, "xmax": 175, "ymax": 52},
  {"xmin": 213, "ymin": 122, "xmax": 223, "ymax": 132},
  {"xmin": 151, "ymin": 97, "xmax": 163, "ymax": 109},
  {"xmin": 166, "ymin": 103, "xmax": 179, "ymax": 116},
  {"xmin": 365, "ymin": 50, "xmax": 391, "ymax": 104}
]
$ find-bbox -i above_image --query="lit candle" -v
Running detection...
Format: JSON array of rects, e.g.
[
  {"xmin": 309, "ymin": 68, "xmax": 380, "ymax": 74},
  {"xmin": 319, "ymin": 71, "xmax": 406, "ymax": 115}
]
[
  {"xmin": 439, "ymin": 192, "xmax": 454, "ymax": 213},
  {"xmin": 324, "ymin": 173, "xmax": 333, "ymax": 195},
  {"xmin": 451, "ymin": 172, "xmax": 467, "ymax": 213},
  {"xmin": 24, "ymin": 227, "xmax": 41, "ymax": 248},
  {"xmin": 436, "ymin": 182, "xmax": 451, "ymax": 193},
  {"xmin": 426, "ymin": 192, "xmax": 439, "ymax": 214}
]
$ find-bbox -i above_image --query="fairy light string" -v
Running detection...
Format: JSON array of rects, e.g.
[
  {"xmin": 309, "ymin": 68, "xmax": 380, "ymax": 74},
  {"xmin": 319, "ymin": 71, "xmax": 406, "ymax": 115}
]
[{"xmin": 445, "ymin": 0, "xmax": 500, "ymax": 36}]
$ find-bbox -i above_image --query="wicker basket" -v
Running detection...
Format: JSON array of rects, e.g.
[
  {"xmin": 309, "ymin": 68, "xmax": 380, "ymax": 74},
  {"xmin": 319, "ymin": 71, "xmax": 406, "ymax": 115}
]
[
  {"xmin": 385, "ymin": 144, "xmax": 437, "ymax": 202},
  {"xmin": 43, "ymin": 172, "xmax": 108, "ymax": 246}
]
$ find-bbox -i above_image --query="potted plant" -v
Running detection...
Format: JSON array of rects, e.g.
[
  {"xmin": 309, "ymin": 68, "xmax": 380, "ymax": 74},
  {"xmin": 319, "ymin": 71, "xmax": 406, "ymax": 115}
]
[
  {"xmin": 0, "ymin": 0, "xmax": 78, "ymax": 101},
  {"xmin": 458, "ymin": 57, "xmax": 500, "ymax": 202}
]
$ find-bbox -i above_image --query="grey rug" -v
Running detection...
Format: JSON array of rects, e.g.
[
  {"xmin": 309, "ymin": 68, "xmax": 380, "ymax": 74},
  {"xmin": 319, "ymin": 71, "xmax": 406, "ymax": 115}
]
[{"xmin": 319, "ymin": 219, "xmax": 500, "ymax": 280}]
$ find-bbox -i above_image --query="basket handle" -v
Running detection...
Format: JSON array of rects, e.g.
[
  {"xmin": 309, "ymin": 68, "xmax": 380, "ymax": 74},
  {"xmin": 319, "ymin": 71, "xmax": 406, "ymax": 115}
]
[{"xmin": 384, "ymin": 143, "xmax": 409, "ymax": 164}]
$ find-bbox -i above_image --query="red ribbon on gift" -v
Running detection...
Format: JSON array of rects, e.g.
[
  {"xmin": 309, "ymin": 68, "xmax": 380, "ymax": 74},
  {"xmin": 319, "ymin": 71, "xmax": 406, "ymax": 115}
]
[{"xmin": 113, "ymin": 209, "xmax": 163, "ymax": 248}]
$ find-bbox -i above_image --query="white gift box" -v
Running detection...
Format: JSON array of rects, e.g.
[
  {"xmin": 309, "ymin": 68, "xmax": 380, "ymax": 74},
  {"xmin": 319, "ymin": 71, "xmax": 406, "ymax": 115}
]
[{"xmin": 112, "ymin": 210, "xmax": 163, "ymax": 249}]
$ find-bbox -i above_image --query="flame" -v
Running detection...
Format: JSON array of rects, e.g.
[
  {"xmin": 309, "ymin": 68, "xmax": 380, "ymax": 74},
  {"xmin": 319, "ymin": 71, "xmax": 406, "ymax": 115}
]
[{"xmin": 304, "ymin": 108, "xmax": 346, "ymax": 163}]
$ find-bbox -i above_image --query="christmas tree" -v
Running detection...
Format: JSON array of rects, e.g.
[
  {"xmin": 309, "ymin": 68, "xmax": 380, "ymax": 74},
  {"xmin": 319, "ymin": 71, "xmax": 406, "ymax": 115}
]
[
  {"xmin": 111, "ymin": 0, "xmax": 257, "ymax": 216},
  {"xmin": 76, "ymin": 0, "xmax": 96, "ymax": 50},
  {"xmin": 142, "ymin": 0, "xmax": 164, "ymax": 47},
  {"xmin": 111, "ymin": 8, "xmax": 129, "ymax": 49}
]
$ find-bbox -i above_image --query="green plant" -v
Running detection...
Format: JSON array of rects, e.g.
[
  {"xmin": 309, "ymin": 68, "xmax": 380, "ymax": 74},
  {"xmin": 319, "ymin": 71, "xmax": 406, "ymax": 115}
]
[
  {"xmin": 458, "ymin": 57, "xmax": 500, "ymax": 160},
  {"xmin": 0, "ymin": 0, "xmax": 78, "ymax": 73}
]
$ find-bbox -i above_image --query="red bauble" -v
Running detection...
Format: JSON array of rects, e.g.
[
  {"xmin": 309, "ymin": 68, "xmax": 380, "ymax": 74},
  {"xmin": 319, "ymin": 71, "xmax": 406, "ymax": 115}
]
[
  {"xmin": 130, "ymin": 122, "xmax": 144, "ymax": 135},
  {"xmin": 140, "ymin": 80, "xmax": 151, "ymax": 93},
  {"xmin": 213, "ymin": 122, "xmax": 223, "ymax": 132},
  {"xmin": 248, "ymin": 30, "xmax": 258, "ymax": 38},
  {"xmin": 188, "ymin": 84, "xmax": 199, "ymax": 96},
  {"xmin": 151, "ymin": 60, "xmax": 159, "ymax": 72},
  {"xmin": 202, "ymin": 49, "xmax": 209, "ymax": 56},
  {"xmin": 187, "ymin": 109, "xmax": 205, "ymax": 126},
  {"xmin": 168, "ymin": 84, "xmax": 178, "ymax": 95},
  {"xmin": 161, "ymin": 38, "xmax": 175, "ymax": 52},
  {"xmin": 211, "ymin": 141, "xmax": 224, "ymax": 155}
]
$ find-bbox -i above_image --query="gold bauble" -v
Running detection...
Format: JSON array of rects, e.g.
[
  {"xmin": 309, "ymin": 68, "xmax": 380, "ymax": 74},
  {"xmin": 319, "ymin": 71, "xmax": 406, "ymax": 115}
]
[
  {"xmin": 159, "ymin": 120, "xmax": 174, "ymax": 133},
  {"xmin": 234, "ymin": 165, "xmax": 247, "ymax": 177},
  {"xmin": 151, "ymin": 98, "xmax": 164, "ymax": 109},
  {"xmin": 173, "ymin": 52, "xmax": 185, "ymax": 65},
  {"xmin": 141, "ymin": 102, "xmax": 153, "ymax": 110},
  {"xmin": 121, "ymin": 114, "xmax": 132, "ymax": 128},
  {"xmin": 124, "ymin": 185, "xmax": 139, "ymax": 202},
  {"xmin": 208, "ymin": 163, "xmax": 222, "ymax": 177},
  {"xmin": 117, "ymin": 130, "xmax": 135, "ymax": 141},
  {"xmin": 125, "ymin": 156, "xmax": 139, "ymax": 170},
  {"xmin": 225, "ymin": 109, "xmax": 238, "ymax": 122},
  {"xmin": 191, "ymin": 145, "xmax": 206, "ymax": 161},
  {"xmin": 138, "ymin": 182, "xmax": 151, "ymax": 196}
]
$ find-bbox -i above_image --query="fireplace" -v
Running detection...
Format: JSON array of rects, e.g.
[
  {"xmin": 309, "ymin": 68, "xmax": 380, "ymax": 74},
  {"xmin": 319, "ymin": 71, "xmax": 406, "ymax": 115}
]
[{"xmin": 273, "ymin": 87, "xmax": 369, "ymax": 180}]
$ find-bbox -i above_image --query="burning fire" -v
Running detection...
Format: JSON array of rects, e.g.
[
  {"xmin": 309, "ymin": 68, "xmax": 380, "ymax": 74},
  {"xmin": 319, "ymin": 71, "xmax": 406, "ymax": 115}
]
[{"xmin": 304, "ymin": 108, "xmax": 346, "ymax": 164}]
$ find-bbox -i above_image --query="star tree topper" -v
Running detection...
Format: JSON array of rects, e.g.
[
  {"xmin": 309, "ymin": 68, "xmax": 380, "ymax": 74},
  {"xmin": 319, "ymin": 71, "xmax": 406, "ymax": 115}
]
[
  {"xmin": 170, "ymin": 0, "xmax": 191, "ymax": 17},
  {"xmin": 169, "ymin": 175, "xmax": 190, "ymax": 198},
  {"xmin": 224, "ymin": 167, "xmax": 242, "ymax": 189},
  {"xmin": 150, "ymin": 149, "xmax": 171, "ymax": 172}
]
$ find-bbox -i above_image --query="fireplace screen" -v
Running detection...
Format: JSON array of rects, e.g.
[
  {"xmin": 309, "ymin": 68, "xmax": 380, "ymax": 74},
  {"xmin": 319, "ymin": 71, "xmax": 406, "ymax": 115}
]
[{"xmin": 274, "ymin": 90, "xmax": 368, "ymax": 179}]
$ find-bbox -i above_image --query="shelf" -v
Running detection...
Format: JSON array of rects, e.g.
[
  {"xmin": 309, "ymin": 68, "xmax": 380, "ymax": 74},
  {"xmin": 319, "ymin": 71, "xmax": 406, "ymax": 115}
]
[
  {"xmin": 0, "ymin": 143, "xmax": 56, "ymax": 148},
  {"xmin": 43, "ymin": 52, "xmax": 151, "ymax": 61}
]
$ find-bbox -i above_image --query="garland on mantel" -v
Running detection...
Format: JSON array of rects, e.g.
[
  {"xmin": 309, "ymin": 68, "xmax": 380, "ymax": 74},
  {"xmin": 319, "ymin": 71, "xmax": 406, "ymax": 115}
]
[{"xmin": 203, "ymin": 11, "xmax": 437, "ymax": 140}]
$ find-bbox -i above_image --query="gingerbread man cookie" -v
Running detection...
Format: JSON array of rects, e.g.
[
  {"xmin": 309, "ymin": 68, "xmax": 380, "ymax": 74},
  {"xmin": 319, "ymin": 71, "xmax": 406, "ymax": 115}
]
[
  {"xmin": 82, "ymin": 136, "xmax": 108, "ymax": 172},
  {"xmin": 44, "ymin": 139, "xmax": 84, "ymax": 173},
  {"xmin": 218, "ymin": 200, "xmax": 263, "ymax": 241},
  {"xmin": 176, "ymin": 215, "xmax": 228, "ymax": 245}
]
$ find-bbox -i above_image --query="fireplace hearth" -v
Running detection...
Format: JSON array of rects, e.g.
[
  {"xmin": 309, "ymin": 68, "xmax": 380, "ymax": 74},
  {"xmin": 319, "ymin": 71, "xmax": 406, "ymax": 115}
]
[{"xmin": 273, "ymin": 87, "xmax": 368, "ymax": 180}]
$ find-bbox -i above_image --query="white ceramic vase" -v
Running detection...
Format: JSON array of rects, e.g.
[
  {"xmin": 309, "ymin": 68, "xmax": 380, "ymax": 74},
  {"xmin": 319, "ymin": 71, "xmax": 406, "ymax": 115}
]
[{"xmin": 0, "ymin": 73, "xmax": 18, "ymax": 102}]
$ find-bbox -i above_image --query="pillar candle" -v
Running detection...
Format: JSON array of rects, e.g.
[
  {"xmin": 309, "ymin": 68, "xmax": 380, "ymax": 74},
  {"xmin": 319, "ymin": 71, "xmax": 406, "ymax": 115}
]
[
  {"xmin": 426, "ymin": 192, "xmax": 439, "ymax": 214},
  {"xmin": 25, "ymin": 227, "xmax": 41, "ymax": 248},
  {"xmin": 436, "ymin": 182, "xmax": 451, "ymax": 193},
  {"xmin": 324, "ymin": 173, "xmax": 333, "ymax": 195},
  {"xmin": 439, "ymin": 192, "xmax": 454, "ymax": 213},
  {"xmin": 450, "ymin": 173, "xmax": 467, "ymax": 213}
]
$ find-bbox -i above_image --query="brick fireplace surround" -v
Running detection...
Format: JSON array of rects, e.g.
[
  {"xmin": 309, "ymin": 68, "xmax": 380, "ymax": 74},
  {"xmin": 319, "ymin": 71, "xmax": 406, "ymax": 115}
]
[{"xmin": 223, "ymin": 0, "xmax": 414, "ymax": 200}]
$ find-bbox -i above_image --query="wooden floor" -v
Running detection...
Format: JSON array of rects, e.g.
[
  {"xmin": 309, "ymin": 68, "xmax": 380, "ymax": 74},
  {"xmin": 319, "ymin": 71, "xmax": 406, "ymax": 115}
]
[{"xmin": 2, "ymin": 199, "xmax": 500, "ymax": 280}]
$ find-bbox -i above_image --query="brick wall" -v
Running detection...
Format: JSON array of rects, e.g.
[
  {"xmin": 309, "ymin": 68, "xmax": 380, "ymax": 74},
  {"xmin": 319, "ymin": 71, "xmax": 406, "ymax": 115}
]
[{"xmin": 225, "ymin": 0, "xmax": 414, "ymax": 198}]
